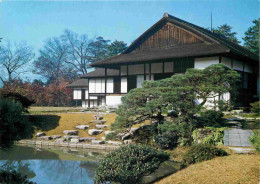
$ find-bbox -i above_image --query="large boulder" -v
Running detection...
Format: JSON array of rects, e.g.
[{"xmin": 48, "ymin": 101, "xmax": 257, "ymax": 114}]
[
  {"xmin": 64, "ymin": 135, "xmax": 79, "ymax": 141},
  {"xmin": 96, "ymin": 124, "xmax": 109, "ymax": 129},
  {"xmin": 76, "ymin": 125, "xmax": 89, "ymax": 130},
  {"xmin": 91, "ymin": 140, "xmax": 105, "ymax": 144},
  {"xmin": 88, "ymin": 129, "xmax": 103, "ymax": 135},
  {"xmin": 63, "ymin": 130, "xmax": 78, "ymax": 135},
  {"xmin": 36, "ymin": 132, "xmax": 46, "ymax": 137},
  {"xmin": 51, "ymin": 135, "xmax": 61, "ymax": 139},
  {"xmin": 37, "ymin": 136, "xmax": 52, "ymax": 140},
  {"xmin": 79, "ymin": 137, "xmax": 97, "ymax": 142}
]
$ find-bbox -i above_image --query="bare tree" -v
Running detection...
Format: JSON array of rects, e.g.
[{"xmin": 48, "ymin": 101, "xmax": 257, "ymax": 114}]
[
  {"xmin": 62, "ymin": 29, "xmax": 93, "ymax": 75},
  {"xmin": 33, "ymin": 36, "xmax": 77, "ymax": 83},
  {"xmin": 0, "ymin": 40, "xmax": 34, "ymax": 83}
]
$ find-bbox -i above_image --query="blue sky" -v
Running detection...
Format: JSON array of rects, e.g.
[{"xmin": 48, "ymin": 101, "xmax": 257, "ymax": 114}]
[{"xmin": 0, "ymin": 0, "xmax": 259, "ymax": 80}]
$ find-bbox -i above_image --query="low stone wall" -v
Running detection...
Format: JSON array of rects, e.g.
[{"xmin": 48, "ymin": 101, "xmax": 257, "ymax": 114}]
[{"xmin": 16, "ymin": 139, "xmax": 120, "ymax": 151}]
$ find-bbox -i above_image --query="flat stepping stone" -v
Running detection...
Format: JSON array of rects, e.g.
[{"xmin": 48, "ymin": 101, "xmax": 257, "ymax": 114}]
[
  {"xmin": 76, "ymin": 125, "xmax": 89, "ymax": 130},
  {"xmin": 91, "ymin": 120, "xmax": 106, "ymax": 124},
  {"xmin": 79, "ymin": 137, "xmax": 97, "ymax": 142},
  {"xmin": 36, "ymin": 132, "xmax": 46, "ymax": 137},
  {"xmin": 104, "ymin": 131, "xmax": 115, "ymax": 135},
  {"xmin": 123, "ymin": 140, "xmax": 133, "ymax": 144},
  {"xmin": 64, "ymin": 135, "xmax": 79, "ymax": 141},
  {"xmin": 96, "ymin": 124, "xmax": 109, "ymax": 129},
  {"xmin": 91, "ymin": 140, "xmax": 105, "ymax": 144},
  {"xmin": 63, "ymin": 130, "xmax": 78, "ymax": 135},
  {"xmin": 71, "ymin": 138, "xmax": 80, "ymax": 143},
  {"xmin": 224, "ymin": 128, "xmax": 253, "ymax": 147},
  {"xmin": 107, "ymin": 140, "xmax": 123, "ymax": 145},
  {"xmin": 228, "ymin": 147, "xmax": 255, "ymax": 154},
  {"xmin": 51, "ymin": 135, "xmax": 61, "ymax": 139},
  {"xmin": 55, "ymin": 138, "xmax": 65, "ymax": 142},
  {"xmin": 88, "ymin": 129, "xmax": 103, "ymax": 135},
  {"xmin": 37, "ymin": 136, "xmax": 52, "ymax": 140}
]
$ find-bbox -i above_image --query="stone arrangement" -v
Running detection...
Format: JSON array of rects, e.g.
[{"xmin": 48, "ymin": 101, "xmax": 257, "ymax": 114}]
[{"xmin": 33, "ymin": 112, "xmax": 133, "ymax": 149}]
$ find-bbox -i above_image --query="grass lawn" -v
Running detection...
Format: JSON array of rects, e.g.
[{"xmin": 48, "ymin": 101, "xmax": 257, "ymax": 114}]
[
  {"xmin": 28, "ymin": 106, "xmax": 85, "ymax": 114},
  {"xmin": 156, "ymin": 153, "xmax": 259, "ymax": 184},
  {"xmin": 30, "ymin": 113, "xmax": 117, "ymax": 139}
]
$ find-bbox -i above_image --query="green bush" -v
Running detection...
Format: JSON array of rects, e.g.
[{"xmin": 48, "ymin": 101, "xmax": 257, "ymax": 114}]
[
  {"xmin": 183, "ymin": 144, "xmax": 227, "ymax": 165},
  {"xmin": 105, "ymin": 132, "xmax": 119, "ymax": 141},
  {"xmin": 0, "ymin": 170, "xmax": 36, "ymax": 184},
  {"xmin": 192, "ymin": 127, "xmax": 225, "ymax": 146},
  {"xmin": 0, "ymin": 99, "xmax": 34, "ymax": 148},
  {"xmin": 249, "ymin": 130, "xmax": 260, "ymax": 152},
  {"xmin": 154, "ymin": 133, "xmax": 179, "ymax": 149},
  {"xmin": 94, "ymin": 144, "xmax": 169, "ymax": 184},
  {"xmin": 199, "ymin": 110, "xmax": 226, "ymax": 127},
  {"xmin": 250, "ymin": 101, "xmax": 260, "ymax": 114}
]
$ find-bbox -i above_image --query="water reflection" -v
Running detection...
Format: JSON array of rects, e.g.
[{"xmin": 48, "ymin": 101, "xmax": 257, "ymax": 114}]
[{"xmin": 0, "ymin": 145, "xmax": 106, "ymax": 184}]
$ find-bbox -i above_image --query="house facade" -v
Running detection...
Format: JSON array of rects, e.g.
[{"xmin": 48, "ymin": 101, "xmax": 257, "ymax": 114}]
[{"xmin": 67, "ymin": 13, "xmax": 259, "ymax": 108}]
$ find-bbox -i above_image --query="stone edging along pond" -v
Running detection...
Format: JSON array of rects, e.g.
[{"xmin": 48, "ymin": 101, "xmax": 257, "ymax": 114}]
[{"xmin": 16, "ymin": 139, "xmax": 120, "ymax": 151}]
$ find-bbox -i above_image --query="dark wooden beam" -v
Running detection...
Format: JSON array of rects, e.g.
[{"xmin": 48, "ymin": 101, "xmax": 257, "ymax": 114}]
[
  {"xmin": 105, "ymin": 67, "xmax": 107, "ymax": 104},
  {"xmin": 149, "ymin": 63, "xmax": 151, "ymax": 80},
  {"xmin": 144, "ymin": 64, "xmax": 146, "ymax": 80}
]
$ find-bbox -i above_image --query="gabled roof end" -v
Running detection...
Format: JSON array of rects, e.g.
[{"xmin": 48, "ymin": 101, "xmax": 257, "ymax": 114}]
[{"xmin": 163, "ymin": 12, "xmax": 169, "ymax": 18}]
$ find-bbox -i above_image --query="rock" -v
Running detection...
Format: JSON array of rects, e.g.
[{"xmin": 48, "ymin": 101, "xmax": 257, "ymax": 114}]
[
  {"xmin": 229, "ymin": 147, "xmax": 255, "ymax": 154},
  {"xmin": 91, "ymin": 120, "xmax": 106, "ymax": 124},
  {"xmin": 64, "ymin": 135, "xmax": 79, "ymax": 141},
  {"xmin": 122, "ymin": 133, "xmax": 131, "ymax": 140},
  {"xmin": 76, "ymin": 125, "xmax": 89, "ymax": 130},
  {"xmin": 55, "ymin": 138, "xmax": 65, "ymax": 142},
  {"xmin": 231, "ymin": 110, "xmax": 243, "ymax": 114},
  {"xmin": 93, "ymin": 115, "xmax": 103, "ymax": 120},
  {"xmin": 37, "ymin": 136, "xmax": 52, "ymax": 140},
  {"xmin": 107, "ymin": 140, "xmax": 122, "ymax": 145},
  {"xmin": 71, "ymin": 138, "xmax": 79, "ymax": 143},
  {"xmin": 51, "ymin": 135, "xmax": 61, "ymax": 139},
  {"xmin": 88, "ymin": 129, "xmax": 103, "ymax": 135},
  {"xmin": 36, "ymin": 132, "xmax": 46, "ymax": 137},
  {"xmin": 130, "ymin": 128, "xmax": 139, "ymax": 134},
  {"xmin": 141, "ymin": 161, "xmax": 182, "ymax": 184},
  {"xmin": 101, "ymin": 136, "xmax": 106, "ymax": 140},
  {"xmin": 96, "ymin": 124, "xmax": 109, "ymax": 129},
  {"xmin": 79, "ymin": 137, "xmax": 97, "ymax": 142},
  {"xmin": 104, "ymin": 131, "xmax": 114, "ymax": 136},
  {"xmin": 91, "ymin": 140, "xmax": 105, "ymax": 144},
  {"xmin": 123, "ymin": 140, "xmax": 133, "ymax": 144},
  {"xmin": 63, "ymin": 130, "xmax": 78, "ymax": 135}
]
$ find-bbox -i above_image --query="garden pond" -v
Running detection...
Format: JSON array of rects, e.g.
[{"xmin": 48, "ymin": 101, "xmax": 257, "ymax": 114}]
[{"xmin": 0, "ymin": 145, "xmax": 107, "ymax": 184}]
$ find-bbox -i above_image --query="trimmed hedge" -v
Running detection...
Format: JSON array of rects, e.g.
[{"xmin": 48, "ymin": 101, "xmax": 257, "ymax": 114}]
[
  {"xmin": 94, "ymin": 144, "xmax": 169, "ymax": 184},
  {"xmin": 183, "ymin": 144, "xmax": 227, "ymax": 165}
]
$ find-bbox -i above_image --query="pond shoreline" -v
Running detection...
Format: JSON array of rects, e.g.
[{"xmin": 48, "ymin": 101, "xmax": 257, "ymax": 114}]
[{"xmin": 16, "ymin": 139, "xmax": 120, "ymax": 151}]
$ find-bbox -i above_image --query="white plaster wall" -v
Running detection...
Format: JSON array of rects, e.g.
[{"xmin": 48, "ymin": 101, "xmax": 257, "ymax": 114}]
[
  {"xmin": 89, "ymin": 96, "xmax": 98, "ymax": 100},
  {"xmin": 146, "ymin": 74, "xmax": 154, "ymax": 81},
  {"xmin": 129, "ymin": 64, "xmax": 144, "ymax": 75},
  {"xmin": 106, "ymin": 78, "xmax": 114, "ymax": 93},
  {"xmin": 151, "ymin": 63, "xmax": 163, "ymax": 73},
  {"xmin": 221, "ymin": 92, "xmax": 230, "ymax": 102},
  {"xmin": 89, "ymin": 79, "xmax": 96, "ymax": 93},
  {"xmin": 106, "ymin": 95, "xmax": 123, "ymax": 106},
  {"xmin": 164, "ymin": 62, "xmax": 174, "ymax": 73},
  {"xmin": 95, "ymin": 79, "xmax": 102, "ymax": 93},
  {"xmin": 82, "ymin": 100, "xmax": 88, "ymax": 108},
  {"xmin": 137, "ymin": 75, "xmax": 144, "ymax": 88},
  {"xmin": 194, "ymin": 57, "xmax": 219, "ymax": 69},
  {"xmin": 222, "ymin": 57, "xmax": 232, "ymax": 68},
  {"xmin": 121, "ymin": 77, "xmax": 127, "ymax": 93},
  {"xmin": 233, "ymin": 59, "xmax": 243, "ymax": 71},
  {"xmin": 121, "ymin": 66, "xmax": 127, "ymax": 75},
  {"xmin": 73, "ymin": 89, "xmax": 82, "ymax": 100}
]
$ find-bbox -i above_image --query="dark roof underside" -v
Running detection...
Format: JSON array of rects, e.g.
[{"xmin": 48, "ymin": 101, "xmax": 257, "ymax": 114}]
[
  {"xmin": 90, "ymin": 14, "xmax": 258, "ymax": 67},
  {"xmin": 80, "ymin": 68, "xmax": 119, "ymax": 78},
  {"xmin": 90, "ymin": 43, "xmax": 229, "ymax": 66},
  {"xmin": 67, "ymin": 79, "xmax": 88, "ymax": 88}
]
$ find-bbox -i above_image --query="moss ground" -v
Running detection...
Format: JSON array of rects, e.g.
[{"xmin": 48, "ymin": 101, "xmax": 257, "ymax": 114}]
[{"xmin": 30, "ymin": 113, "xmax": 117, "ymax": 139}]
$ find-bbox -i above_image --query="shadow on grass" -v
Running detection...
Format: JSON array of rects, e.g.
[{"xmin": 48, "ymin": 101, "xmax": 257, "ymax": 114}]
[{"xmin": 29, "ymin": 115, "xmax": 60, "ymax": 131}]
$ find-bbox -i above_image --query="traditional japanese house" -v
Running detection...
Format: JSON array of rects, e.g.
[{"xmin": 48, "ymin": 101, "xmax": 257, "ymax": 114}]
[{"xmin": 67, "ymin": 13, "xmax": 259, "ymax": 108}]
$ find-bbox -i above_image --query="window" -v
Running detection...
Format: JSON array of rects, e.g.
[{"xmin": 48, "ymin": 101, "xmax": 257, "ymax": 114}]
[
  {"xmin": 73, "ymin": 89, "xmax": 82, "ymax": 100},
  {"xmin": 114, "ymin": 76, "xmax": 121, "ymax": 93}
]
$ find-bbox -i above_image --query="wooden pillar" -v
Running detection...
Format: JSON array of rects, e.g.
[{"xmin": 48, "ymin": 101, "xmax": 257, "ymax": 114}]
[
  {"xmin": 144, "ymin": 64, "xmax": 146, "ymax": 80},
  {"xmin": 88, "ymin": 80, "xmax": 90, "ymax": 108},
  {"xmin": 162, "ymin": 61, "xmax": 165, "ymax": 73},
  {"xmin": 219, "ymin": 56, "xmax": 222, "ymax": 63},
  {"xmin": 105, "ymin": 67, "xmax": 107, "ymax": 105},
  {"xmin": 127, "ymin": 65, "xmax": 129, "ymax": 92},
  {"xmin": 149, "ymin": 63, "xmax": 151, "ymax": 80}
]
